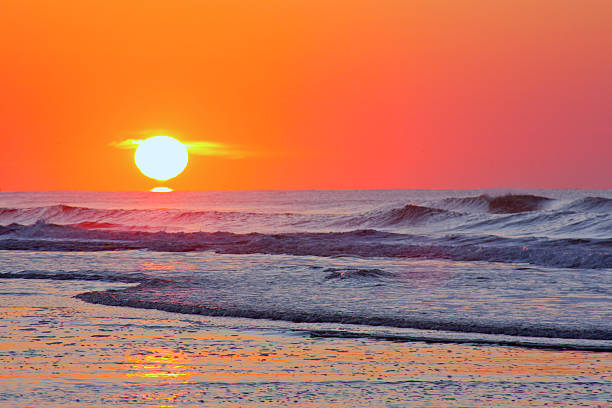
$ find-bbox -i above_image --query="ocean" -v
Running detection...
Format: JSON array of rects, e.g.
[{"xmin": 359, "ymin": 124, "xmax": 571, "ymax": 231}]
[
  {"xmin": 1, "ymin": 189, "xmax": 611, "ymax": 347},
  {"xmin": 1, "ymin": 189, "xmax": 611, "ymax": 406}
]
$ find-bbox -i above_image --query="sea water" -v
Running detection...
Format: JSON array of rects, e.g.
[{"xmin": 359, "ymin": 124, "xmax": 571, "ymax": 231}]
[{"xmin": 0, "ymin": 189, "xmax": 611, "ymax": 350}]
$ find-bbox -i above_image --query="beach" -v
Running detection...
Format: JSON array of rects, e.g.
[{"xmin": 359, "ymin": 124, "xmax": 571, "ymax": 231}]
[{"xmin": 1, "ymin": 278, "xmax": 610, "ymax": 407}]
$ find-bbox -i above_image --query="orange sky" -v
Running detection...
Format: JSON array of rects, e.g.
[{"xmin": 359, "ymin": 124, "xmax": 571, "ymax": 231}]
[{"xmin": 1, "ymin": 0, "xmax": 611, "ymax": 191}]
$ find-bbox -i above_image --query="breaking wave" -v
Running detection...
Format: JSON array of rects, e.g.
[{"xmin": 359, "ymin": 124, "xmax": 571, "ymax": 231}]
[
  {"xmin": 439, "ymin": 194, "xmax": 552, "ymax": 213},
  {"xmin": 0, "ymin": 193, "xmax": 610, "ymax": 268},
  {"xmin": 1, "ymin": 221, "xmax": 610, "ymax": 269},
  {"xmin": 0, "ymin": 194, "xmax": 609, "ymax": 235},
  {"xmin": 0, "ymin": 204, "xmax": 315, "ymax": 233},
  {"xmin": 337, "ymin": 204, "xmax": 459, "ymax": 229}
]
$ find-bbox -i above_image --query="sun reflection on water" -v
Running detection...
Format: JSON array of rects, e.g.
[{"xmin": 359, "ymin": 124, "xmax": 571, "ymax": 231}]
[{"xmin": 151, "ymin": 187, "xmax": 173, "ymax": 193}]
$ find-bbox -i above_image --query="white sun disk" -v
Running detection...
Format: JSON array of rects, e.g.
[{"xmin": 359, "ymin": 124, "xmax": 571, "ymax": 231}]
[{"xmin": 135, "ymin": 136, "xmax": 188, "ymax": 181}]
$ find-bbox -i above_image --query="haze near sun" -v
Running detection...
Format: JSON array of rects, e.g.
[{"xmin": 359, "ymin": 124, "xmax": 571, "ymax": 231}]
[{"xmin": 134, "ymin": 136, "xmax": 188, "ymax": 181}]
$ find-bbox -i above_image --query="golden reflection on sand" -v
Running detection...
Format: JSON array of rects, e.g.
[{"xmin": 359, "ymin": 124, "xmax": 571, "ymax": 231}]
[
  {"xmin": 1, "ymin": 281, "xmax": 610, "ymax": 407},
  {"xmin": 126, "ymin": 348, "xmax": 191, "ymax": 379}
]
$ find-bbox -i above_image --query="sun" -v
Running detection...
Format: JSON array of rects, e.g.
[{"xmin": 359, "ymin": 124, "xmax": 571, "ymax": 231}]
[{"xmin": 134, "ymin": 136, "xmax": 188, "ymax": 181}]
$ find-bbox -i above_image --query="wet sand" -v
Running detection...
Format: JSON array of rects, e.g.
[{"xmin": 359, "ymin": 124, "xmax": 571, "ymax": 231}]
[{"xmin": 0, "ymin": 279, "xmax": 610, "ymax": 407}]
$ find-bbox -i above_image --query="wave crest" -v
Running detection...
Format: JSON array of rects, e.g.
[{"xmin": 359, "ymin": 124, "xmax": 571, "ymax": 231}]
[
  {"xmin": 337, "ymin": 204, "xmax": 458, "ymax": 229},
  {"xmin": 440, "ymin": 194, "xmax": 552, "ymax": 214}
]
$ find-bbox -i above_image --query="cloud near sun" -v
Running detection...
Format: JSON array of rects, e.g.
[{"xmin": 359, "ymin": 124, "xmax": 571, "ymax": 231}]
[{"xmin": 110, "ymin": 138, "xmax": 251, "ymax": 159}]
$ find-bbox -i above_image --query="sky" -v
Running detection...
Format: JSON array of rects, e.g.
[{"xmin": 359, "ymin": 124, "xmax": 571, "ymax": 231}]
[{"xmin": 1, "ymin": 0, "xmax": 611, "ymax": 191}]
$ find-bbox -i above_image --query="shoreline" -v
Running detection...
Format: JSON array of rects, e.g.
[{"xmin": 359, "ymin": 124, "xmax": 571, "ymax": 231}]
[
  {"xmin": 75, "ymin": 286, "xmax": 612, "ymax": 351},
  {"xmin": 1, "ymin": 278, "xmax": 610, "ymax": 407}
]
